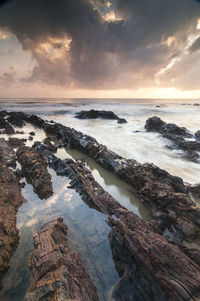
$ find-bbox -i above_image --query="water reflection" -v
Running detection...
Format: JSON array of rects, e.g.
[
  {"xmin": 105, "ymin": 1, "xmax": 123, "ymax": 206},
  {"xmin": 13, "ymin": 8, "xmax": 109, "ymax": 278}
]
[
  {"xmin": 0, "ymin": 169, "xmax": 119, "ymax": 301},
  {"xmin": 56, "ymin": 147, "xmax": 150, "ymax": 221}
]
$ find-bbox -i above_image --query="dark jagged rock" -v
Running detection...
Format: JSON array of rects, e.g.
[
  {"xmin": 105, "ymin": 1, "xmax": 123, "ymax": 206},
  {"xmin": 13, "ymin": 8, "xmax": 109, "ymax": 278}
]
[
  {"xmin": 16, "ymin": 146, "xmax": 53, "ymax": 199},
  {"xmin": 0, "ymin": 138, "xmax": 16, "ymax": 168},
  {"xmin": 195, "ymin": 130, "xmax": 200, "ymax": 140},
  {"xmin": 30, "ymin": 145, "xmax": 200, "ymax": 300},
  {"xmin": 75, "ymin": 109, "xmax": 127, "ymax": 123},
  {"xmin": 43, "ymin": 137, "xmax": 57, "ymax": 153},
  {"xmin": 24, "ymin": 217, "xmax": 100, "ymax": 301},
  {"xmin": 29, "ymin": 131, "xmax": 35, "ymax": 136},
  {"xmin": 7, "ymin": 112, "xmax": 25, "ymax": 127},
  {"xmin": 145, "ymin": 116, "xmax": 191, "ymax": 137},
  {"xmin": 7, "ymin": 112, "xmax": 197, "ymax": 241},
  {"xmin": 145, "ymin": 116, "xmax": 200, "ymax": 162},
  {"xmin": 0, "ymin": 117, "xmax": 15, "ymax": 135},
  {"xmin": 0, "ymin": 162, "xmax": 24, "ymax": 289}
]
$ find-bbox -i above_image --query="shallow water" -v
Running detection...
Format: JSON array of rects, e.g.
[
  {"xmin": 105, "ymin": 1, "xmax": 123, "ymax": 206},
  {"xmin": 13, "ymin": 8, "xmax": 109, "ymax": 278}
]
[{"xmin": 0, "ymin": 169, "xmax": 119, "ymax": 301}]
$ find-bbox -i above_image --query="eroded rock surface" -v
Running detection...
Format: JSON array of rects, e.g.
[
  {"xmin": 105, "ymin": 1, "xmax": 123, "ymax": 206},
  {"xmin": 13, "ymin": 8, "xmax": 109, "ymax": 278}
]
[
  {"xmin": 0, "ymin": 162, "xmax": 24, "ymax": 288},
  {"xmin": 24, "ymin": 217, "xmax": 100, "ymax": 301},
  {"xmin": 8, "ymin": 112, "xmax": 197, "ymax": 241},
  {"xmin": 16, "ymin": 146, "xmax": 53, "ymax": 199},
  {"xmin": 28, "ymin": 145, "xmax": 200, "ymax": 301},
  {"xmin": 0, "ymin": 138, "xmax": 16, "ymax": 168},
  {"xmin": 75, "ymin": 109, "xmax": 127, "ymax": 123}
]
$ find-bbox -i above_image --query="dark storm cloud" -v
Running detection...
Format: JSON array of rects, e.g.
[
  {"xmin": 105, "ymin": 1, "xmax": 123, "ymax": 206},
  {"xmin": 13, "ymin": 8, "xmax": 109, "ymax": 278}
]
[{"xmin": 0, "ymin": 0, "xmax": 200, "ymax": 89}]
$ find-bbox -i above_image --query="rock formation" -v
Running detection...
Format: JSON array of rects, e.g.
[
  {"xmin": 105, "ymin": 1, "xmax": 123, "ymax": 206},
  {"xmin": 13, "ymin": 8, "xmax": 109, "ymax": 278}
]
[
  {"xmin": 16, "ymin": 146, "xmax": 53, "ymax": 199},
  {"xmin": 29, "ymin": 144, "xmax": 200, "ymax": 300},
  {"xmin": 24, "ymin": 217, "xmax": 100, "ymax": 301},
  {"xmin": 145, "ymin": 116, "xmax": 200, "ymax": 162},
  {"xmin": 75, "ymin": 109, "xmax": 127, "ymax": 123},
  {"xmin": 0, "ymin": 157, "xmax": 24, "ymax": 288}
]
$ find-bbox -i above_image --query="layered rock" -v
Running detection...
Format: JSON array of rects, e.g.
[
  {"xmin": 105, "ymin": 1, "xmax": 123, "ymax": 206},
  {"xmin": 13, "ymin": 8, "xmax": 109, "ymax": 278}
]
[
  {"xmin": 28, "ymin": 145, "xmax": 200, "ymax": 300},
  {"xmin": 75, "ymin": 109, "xmax": 127, "ymax": 123},
  {"xmin": 24, "ymin": 217, "xmax": 100, "ymax": 301},
  {"xmin": 16, "ymin": 146, "xmax": 53, "ymax": 199},
  {"xmin": 145, "ymin": 116, "xmax": 200, "ymax": 162},
  {"xmin": 0, "ymin": 138, "xmax": 16, "ymax": 168},
  {"xmin": 5, "ymin": 111, "xmax": 197, "ymax": 241},
  {"xmin": 0, "ymin": 162, "xmax": 24, "ymax": 288}
]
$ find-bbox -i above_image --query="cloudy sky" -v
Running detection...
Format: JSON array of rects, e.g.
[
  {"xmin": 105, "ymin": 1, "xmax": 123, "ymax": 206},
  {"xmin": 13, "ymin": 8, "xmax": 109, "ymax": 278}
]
[{"xmin": 0, "ymin": 0, "xmax": 200, "ymax": 98}]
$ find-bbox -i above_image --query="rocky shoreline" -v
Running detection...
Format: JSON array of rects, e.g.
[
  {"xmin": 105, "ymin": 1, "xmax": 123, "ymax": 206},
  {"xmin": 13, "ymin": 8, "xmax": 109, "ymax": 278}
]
[
  {"xmin": 0, "ymin": 110, "xmax": 200, "ymax": 300},
  {"xmin": 0, "ymin": 139, "xmax": 25, "ymax": 289},
  {"xmin": 145, "ymin": 116, "xmax": 200, "ymax": 162}
]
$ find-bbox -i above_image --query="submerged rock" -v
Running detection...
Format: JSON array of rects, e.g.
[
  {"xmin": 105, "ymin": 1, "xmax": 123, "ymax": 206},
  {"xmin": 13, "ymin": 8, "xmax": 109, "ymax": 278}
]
[
  {"xmin": 24, "ymin": 217, "xmax": 100, "ymax": 301},
  {"xmin": 16, "ymin": 146, "xmax": 53, "ymax": 199},
  {"xmin": 75, "ymin": 109, "xmax": 127, "ymax": 123}
]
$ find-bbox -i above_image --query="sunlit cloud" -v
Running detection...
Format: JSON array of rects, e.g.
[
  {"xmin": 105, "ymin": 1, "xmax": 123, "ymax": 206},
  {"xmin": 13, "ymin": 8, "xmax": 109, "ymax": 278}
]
[{"xmin": 0, "ymin": 28, "xmax": 10, "ymax": 40}]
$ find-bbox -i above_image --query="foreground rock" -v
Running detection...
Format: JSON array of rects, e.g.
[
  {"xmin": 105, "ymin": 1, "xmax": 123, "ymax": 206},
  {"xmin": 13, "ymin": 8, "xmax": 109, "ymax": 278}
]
[
  {"xmin": 75, "ymin": 109, "xmax": 127, "ymax": 123},
  {"xmin": 0, "ymin": 162, "xmax": 24, "ymax": 288},
  {"xmin": 16, "ymin": 146, "xmax": 53, "ymax": 199},
  {"xmin": 145, "ymin": 116, "xmax": 200, "ymax": 162},
  {"xmin": 29, "ymin": 144, "xmax": 200, "ymax": 300},
  {"xmin": 24, "ymin": 217, "xmax": 100, "ymax": 301}
]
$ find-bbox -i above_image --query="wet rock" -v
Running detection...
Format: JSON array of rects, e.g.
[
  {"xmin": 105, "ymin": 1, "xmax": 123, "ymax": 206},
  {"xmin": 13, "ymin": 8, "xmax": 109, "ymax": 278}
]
[
  {"xmin": 8, "ymin": 137, "xmax": 25, "ymax": 148},
  {"xmin": 28, "ymin": 136, "xmax": 33, "ymax": 141},
  {"xmin": 145, "ymin": 116, "xmax": 191, "ymax": 137},
  {"xmin": 17, "ymin": 112, "xmax": 198, "ymax": 240},
  {"xmin": 0, "ymin": 138, "xmax": 16, "ymax": 168},
  {"xmin": 43, "ymin": 137, "xmax": 57, "ymax": 153},
  {"xmin": 29, "ymin": 131, "xmax": 35, "ymax": 136},
  {"xmin": 145, "ymin": 116, "xmax": 200, "ymax": 162},
  {"xmin": 16, "ymin": 146, "xmax": 53, "ymax": 199},
  {"xmin": 0, "ymin": 162, "xmax": 24, "ymax": 288},
  {"xmin": 75, "ymin": 109, "xmax": 127, "ymax": 123},
  {"xmin": 3, "ymin": 111, "xmax": 200, "ymax": 238},
  {"xmin": 195, "ymin": 130, "xmax": 200, "ymax": 140},
  {"xmin": 7, "ymin": 112, "xmax": 25, "ymax": 127},
  {"xmin": 24, "ymin": 217, "xmax": 100, "ymax": 301},
  {"xmin": 0, "ymin": 111, "xmax": 7, "ymax": 118},
  {"xmin": 0, "ymin": 117, "xmax": 15, "ymax": 135},
  {"xmin": 32, "ymin": 147, "xmax": 200, "ymax": 301},
  {"xmin": 118, "ymin": 117, "xmax": 127, "ymax": 124}
]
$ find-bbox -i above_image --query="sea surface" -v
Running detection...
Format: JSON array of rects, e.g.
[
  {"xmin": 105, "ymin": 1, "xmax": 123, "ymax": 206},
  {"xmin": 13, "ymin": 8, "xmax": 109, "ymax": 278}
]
[{"xmin": 0, "ymin": 98, "xmax": 199, "ymax": 300}]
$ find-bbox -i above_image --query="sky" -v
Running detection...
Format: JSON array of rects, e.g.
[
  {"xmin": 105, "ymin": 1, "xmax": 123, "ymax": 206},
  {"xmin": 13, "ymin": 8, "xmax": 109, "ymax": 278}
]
[{"xmin": 0, "ymin": 0, "xmax": 200, "ymax": 99}]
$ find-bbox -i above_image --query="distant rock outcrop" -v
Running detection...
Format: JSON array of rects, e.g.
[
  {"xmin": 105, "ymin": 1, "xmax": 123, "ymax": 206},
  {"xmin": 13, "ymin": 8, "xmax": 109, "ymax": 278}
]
[
  {"xmin": 75, "ymin": 109, "xmax": 127, "ymax": 123},
  {"xmin": 145, "ymin": 116, "xmax": 200, "ymax": 162}
]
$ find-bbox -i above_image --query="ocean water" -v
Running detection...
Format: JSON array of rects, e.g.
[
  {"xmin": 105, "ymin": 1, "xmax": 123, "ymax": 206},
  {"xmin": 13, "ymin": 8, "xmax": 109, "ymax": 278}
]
[
  {"xmin": 1, "ymin": 98, "xmax": 200, "ymax": 183},
  {"xmin": 0, "ymin": 98, "xmax": 200, "ymax": 300}
]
